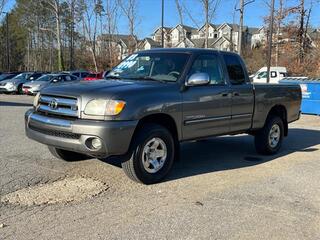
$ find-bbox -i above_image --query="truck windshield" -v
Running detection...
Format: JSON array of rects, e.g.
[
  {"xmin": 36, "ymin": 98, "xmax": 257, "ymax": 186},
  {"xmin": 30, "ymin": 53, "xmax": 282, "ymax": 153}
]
[{"xmin": 107, "ymin": 53, "xmax": 190, "ymax": 82}]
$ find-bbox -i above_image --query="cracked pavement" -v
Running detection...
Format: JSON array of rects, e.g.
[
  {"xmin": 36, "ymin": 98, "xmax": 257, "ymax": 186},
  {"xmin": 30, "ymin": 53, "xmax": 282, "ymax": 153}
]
[{"xmin": 0, "ymin": 94, "xmax": 320, "ymax": 240}]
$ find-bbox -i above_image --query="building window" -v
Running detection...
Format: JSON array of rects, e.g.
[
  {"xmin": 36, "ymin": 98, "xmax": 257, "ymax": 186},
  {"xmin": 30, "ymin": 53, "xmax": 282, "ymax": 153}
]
[{"xmin": 214, "ymin": 33, "xmax": 218, "ymax": 38}]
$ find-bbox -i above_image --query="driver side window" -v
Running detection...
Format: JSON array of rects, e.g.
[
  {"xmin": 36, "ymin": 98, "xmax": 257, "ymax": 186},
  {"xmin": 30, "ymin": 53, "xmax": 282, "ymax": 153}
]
[{"xmin": 189, "ymin": 54, "xmax": 224, "ymax": 85}]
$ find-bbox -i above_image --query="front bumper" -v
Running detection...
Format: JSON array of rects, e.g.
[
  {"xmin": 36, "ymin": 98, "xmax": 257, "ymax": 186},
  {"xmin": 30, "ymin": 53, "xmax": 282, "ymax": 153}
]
[
  {"xmin": 25, "ymin": 109, "xmax": 138, "ymax": 158},
  {"xmin": 22, "ymin": 87, "xmax": 39, "ymax": 95},
  {"xmin": 0, "ymin": 85, "xmax": 17, "ymax": 93}
]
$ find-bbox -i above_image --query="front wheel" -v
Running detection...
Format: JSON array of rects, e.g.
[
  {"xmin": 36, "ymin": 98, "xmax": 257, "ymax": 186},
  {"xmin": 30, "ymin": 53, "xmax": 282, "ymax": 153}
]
[
  {"xmin": 121, "ymin": 124, "xmax": 175, "ymax": 184},
  {"xmin": 17, "ymin": 84, "xmax": 23, "ymax": 95},
  {"xmin": 48, "ymin": 146, "xmax": 91, "ymax": 161},
  {"xmin": 254, "ymin": 116, "xmax": 284, "ymax": 155}
]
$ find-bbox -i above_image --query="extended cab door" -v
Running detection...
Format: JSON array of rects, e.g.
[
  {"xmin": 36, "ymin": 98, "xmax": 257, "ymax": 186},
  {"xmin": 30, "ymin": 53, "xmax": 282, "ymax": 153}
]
[
  {"xmin": 182, "ymin": 53, "xmax": 232, "ymax": 140},
  {"xmin": 222, "ymin": 53, "xmax": 254, "ymax": 132}
]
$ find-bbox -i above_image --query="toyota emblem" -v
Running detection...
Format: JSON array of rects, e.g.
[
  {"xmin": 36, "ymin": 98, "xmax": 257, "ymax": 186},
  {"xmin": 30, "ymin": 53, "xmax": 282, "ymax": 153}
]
[{"xmin": 49, "ymin": 99, "xmax": 58, "ymax": 109}]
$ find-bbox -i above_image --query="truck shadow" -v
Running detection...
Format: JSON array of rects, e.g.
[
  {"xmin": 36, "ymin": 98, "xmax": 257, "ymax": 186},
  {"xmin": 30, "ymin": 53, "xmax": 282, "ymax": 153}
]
[
  {"xmin": 165, "ymin": 128, "xmax": 320, "ymax": 182},
  {"xmin": 100, "ymin": 128, "xmax": 320, "ymax": 182}
]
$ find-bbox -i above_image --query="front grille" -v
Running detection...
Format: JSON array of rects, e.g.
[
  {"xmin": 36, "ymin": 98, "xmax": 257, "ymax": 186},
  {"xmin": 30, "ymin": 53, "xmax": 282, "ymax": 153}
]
[
  {"xmin": 0, "ymin": 82, "xmax": 6, "ymax": 86},
  {"xmin": 30, "ymin": 125, "xmax": 80, "ymax": 139},
  {"xmin": 37, "ymin": 95, "xmax": 79, "ymax": 118}
]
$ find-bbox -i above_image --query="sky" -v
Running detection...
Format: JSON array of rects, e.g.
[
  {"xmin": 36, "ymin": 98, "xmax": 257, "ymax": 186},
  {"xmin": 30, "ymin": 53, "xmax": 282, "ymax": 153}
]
[{"xmin": 1, "ymin": 0, "xmax": 320, "ymax": 38}]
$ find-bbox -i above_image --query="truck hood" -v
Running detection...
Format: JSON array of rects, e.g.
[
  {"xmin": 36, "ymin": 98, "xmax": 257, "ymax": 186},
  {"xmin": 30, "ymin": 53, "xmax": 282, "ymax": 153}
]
[{"xmin": 40, "ymin": 79, "xmax": 170, "ymax": 99}]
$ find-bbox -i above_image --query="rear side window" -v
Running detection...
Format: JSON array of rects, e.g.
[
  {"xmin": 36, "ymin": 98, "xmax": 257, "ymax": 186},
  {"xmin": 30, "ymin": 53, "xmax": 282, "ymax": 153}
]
[
  {"xmin": 271, "ymin": 71, "xmax": 277, "ymax": 78},
  {"xmin": 223, "ymin": 54, "xmax": 246, "ymax": 85},
  {"xmin": 280, "ymin": 72, "xmax": 287, "ymax": 77},
  {"xmin": 189, "ymin": 54, "xmax": 224, "ymax": 85},
  {"xmin": 65, "ymin": 76, "xmax": 72, "ymax": 81}
]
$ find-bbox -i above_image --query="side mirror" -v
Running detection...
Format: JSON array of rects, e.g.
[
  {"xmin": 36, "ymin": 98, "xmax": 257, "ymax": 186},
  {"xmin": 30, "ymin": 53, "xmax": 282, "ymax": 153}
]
[{"xmin": 186, "ymin": 73, "xmax": 210, "ymax": 86}]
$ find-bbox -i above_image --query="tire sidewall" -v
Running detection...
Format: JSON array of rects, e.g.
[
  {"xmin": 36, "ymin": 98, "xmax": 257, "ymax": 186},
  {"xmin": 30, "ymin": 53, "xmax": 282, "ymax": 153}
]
[
  {"xmin": 132, "ymin": 125, "xmax": 175, "ymax": 184},
  {"xmin": 17, "ymin": 84, "xmax": 23, "ymax": 94},
  {"xmin": 265, "ymin": 116, "xmax": 284, "ymax": 153}
]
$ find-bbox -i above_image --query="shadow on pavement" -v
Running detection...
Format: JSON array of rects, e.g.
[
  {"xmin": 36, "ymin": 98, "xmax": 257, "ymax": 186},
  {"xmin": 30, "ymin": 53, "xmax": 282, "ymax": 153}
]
[
  {"xmin": 166, "ymin": 128, "xmax": 320, "ymax": 181},
  {"xmin": 0, "ymin": 101, "xmax": 33, "ymax": 107},
  {"xmin": 100, "ymin": 128, "xmax": 320, "ymax": 182}
]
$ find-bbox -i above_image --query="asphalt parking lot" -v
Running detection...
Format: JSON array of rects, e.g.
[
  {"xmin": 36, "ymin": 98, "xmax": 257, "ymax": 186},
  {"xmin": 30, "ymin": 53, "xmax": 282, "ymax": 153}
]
[{"xmin": 0, "ymin": 94, "xmax": 320, "ymax": 240}]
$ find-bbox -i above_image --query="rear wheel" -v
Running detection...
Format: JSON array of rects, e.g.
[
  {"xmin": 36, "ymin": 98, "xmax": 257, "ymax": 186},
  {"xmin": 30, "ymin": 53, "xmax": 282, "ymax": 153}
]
[
  {"xmin": 48, "ymin": 146, "xmax": 91, "ymax": 161},
  {"xmin": 254, "ymin": 116, "xmax": 284, "ymax": 155},
  {"xmin": 121, "ymin": 123, "xmax": 175, "ymax": 184}
]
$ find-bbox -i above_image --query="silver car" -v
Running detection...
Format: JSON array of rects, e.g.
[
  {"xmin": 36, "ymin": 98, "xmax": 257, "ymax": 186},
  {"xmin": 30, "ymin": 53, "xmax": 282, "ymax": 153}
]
[
  {"xmin": 0, "ymin": 72, "xmax": 43, "ymax": 94},
  {"xmin": 22, "ymin": 74, "xmax": 79, "ymax": 95}
]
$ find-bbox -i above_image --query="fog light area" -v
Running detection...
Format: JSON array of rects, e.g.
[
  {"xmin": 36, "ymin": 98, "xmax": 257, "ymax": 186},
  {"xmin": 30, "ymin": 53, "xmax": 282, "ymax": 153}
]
[{"xmin": 85, "ymin": 137, "xmax": 103, "ymax": 150}]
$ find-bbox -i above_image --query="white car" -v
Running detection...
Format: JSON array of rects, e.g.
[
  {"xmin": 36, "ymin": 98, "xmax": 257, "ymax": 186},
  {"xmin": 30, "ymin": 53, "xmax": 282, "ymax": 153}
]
[{"xmin": 251, "ymin": 67, "xmax": 288, "ymax": 84}]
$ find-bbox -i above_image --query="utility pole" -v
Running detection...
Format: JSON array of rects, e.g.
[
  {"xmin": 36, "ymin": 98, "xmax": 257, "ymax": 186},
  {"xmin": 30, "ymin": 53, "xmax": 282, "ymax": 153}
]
[
  {"xmin": 238, "ymin": 0, "xmax": 244, "ymax": 55},
  {"xmin": 161, "ymin": 0, "xmax": 164, "ymax": 48},
  {"xmin": 266, "ymin": 0, "xmax": 275, "ymax": 83},
  {"xmin": 236, "ymin": 0, "xmax": 254, "ymax": 56}
]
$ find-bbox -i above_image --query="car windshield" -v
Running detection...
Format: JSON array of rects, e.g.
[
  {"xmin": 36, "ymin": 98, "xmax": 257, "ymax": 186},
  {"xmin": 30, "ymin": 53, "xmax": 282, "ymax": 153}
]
[
  {"xmin": 107, "ymin": 52, "xmax": 190, "ymax": 82},
  {"xmin": 12, "ymin": 73, "xmax": 28, "ymax": 80},
  {"xmin": 34, "ymin": 75, "xmax": 53, "ymax": 82},
  {"xmin": 87, "ymin": 73, "xmax": 97, "ymax": 77}
]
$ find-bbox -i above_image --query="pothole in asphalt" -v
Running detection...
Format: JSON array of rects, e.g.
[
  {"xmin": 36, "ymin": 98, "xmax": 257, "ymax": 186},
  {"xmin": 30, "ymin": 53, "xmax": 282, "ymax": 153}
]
[{"xmin": 1, "ymin": 177, "xmax": 109, "ymax": 206}]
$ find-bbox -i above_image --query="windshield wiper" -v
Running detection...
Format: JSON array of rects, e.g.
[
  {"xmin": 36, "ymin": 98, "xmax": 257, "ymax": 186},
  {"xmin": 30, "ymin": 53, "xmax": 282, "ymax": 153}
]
[{"xmin": 129, "ymin": 76, "xmax": 167, "ymax": 83}]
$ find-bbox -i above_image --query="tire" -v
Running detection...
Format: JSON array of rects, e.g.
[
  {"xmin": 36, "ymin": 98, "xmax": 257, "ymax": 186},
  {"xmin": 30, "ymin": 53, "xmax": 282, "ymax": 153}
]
[
  {"xmin": 48, "ymin": 146, "xmax": 91, "ymax": 161},
  {"xmin": 254, "ymin": 115, "xmax": 284, "ymax": 155},
  {"xmin": 121, "ymin": 123, "xmax": 175, "ymax": 184},
  {"xmin": 17, "ymin": 84, "xmax": 23, "ymax": 95}
]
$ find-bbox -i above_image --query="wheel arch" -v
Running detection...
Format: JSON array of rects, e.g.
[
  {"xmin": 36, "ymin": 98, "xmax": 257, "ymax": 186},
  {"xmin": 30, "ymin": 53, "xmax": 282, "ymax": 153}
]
[
  {"xmin": 267, "ymin": 104, "xmax": 288, "ymax": 136},
  {"xmin": 133, "ymin": 113, "xmax": 180, "ymax": 142}
]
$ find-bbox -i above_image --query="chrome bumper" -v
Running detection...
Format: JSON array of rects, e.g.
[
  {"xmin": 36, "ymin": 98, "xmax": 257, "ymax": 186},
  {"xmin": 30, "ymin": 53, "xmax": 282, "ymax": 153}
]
[{"xmin": 25, "ymin": 109, "xmax": 138, "ymax": 158}]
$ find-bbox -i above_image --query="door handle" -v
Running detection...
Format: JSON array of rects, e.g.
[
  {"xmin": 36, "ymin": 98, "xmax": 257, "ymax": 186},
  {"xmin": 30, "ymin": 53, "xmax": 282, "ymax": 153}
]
[
  {"xmin": 221, "ymin": 93, "xmax": 229, "ymax": 97},
  {"xmin": 233, "ymin": 92, "xmax": 240, "ymax": 97}
]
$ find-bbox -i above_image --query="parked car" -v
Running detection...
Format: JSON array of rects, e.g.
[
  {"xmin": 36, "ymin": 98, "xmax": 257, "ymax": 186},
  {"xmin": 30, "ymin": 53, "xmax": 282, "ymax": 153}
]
[
  {"xmin": 63, "ymin": 70, "xmax": 90, "ymax": 79},
  {"xmin": 251, "ymin": 67, "xmax": 288, "ymax": 84},
  {"xmin": 25, "ymin": 49, "xmax": 301, "ymax": 184},
  {"xmin": 0, "ymin": 72, "xmax": 20, "ymax": 82},
  {"xmin": 0, "ymin": 72, "xmax": 44, "ymax": 94},
  {"xmin": 84, "ymin": 72, "xmax": 103, "ymax": 81},
  {"xmin": 22, "ymin": 73, "xmax": 79, "ymax": 95}
]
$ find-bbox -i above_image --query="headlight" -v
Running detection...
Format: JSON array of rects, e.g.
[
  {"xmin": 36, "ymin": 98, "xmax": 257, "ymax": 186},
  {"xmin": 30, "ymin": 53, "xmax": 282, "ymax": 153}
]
[
  {"xmin": 84, "ymin": 99, "xmax": 126, "ymax": 116},
  {"xmin": 33, "ymin": 92, "xmax": 40, "ymax": 108},
  {"xmin": 6, "ymin": 82, "xmax": 14, "ymax": 87}
]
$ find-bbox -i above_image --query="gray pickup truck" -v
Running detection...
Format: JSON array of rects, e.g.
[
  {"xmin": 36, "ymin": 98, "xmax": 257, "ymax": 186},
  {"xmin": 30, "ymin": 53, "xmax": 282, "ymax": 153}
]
[{"xmin": 25, "ymin": 49, "xmax": 301, "ymax": 184}]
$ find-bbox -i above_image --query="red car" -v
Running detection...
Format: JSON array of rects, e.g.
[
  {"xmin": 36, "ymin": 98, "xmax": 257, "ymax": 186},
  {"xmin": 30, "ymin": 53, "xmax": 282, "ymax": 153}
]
[{"xmin": 83, "ymin": 72, "xmax": 104, "ymax": 81}]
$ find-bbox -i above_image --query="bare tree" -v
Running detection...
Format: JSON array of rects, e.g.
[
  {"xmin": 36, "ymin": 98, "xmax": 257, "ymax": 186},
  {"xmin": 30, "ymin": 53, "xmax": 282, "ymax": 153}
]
[
  {"xmin": 274, "ymin": 0, "xmax": 299, "ymax": 65},
  {"xmin": 199, "ymin": 0, "xmax": 221, "ymax": 48},
  {"xmin": 118, "ymin": 0, "xmax": 138, "ymax": 53},
  {"xmin": 65, "ymin": 0, "xmax": 76, "ymax": 70},
  {"xmin": 298, "ymin": 0, "xmax": 305, "ymax": 63},
  {"xmin": 79, "ymin": 0, "xmax": 101, "ymax": 71},
  {"xmin": 0, "ymin": 0, "xmax": 7, "ymax": 14},
  {"xmin": 105, "ymin": 0, "xmax": 119, "ymax": 67},
  {"xmin": 42, "ymin": 0, "xmax": 65, "ymax": 71},
  {"xmin": 175, "ymin": 0, "xmax": 185, "ymax": 45}
]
